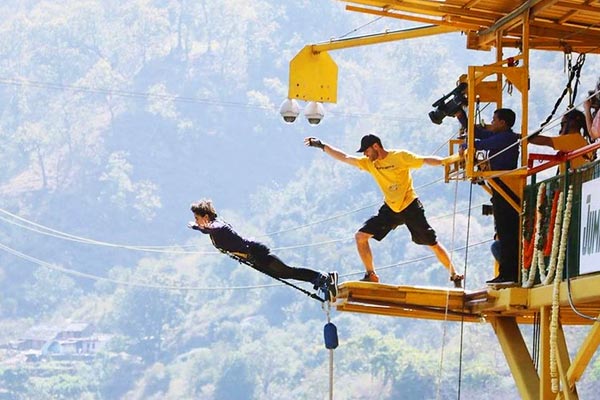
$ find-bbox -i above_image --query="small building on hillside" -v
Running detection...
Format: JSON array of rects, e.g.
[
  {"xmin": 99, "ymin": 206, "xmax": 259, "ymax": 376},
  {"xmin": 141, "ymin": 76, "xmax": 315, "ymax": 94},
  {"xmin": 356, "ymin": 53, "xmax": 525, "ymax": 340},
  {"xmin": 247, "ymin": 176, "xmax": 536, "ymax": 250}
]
[{"xmin": 10, "ymin": 321, "xmax": 111, "ymax": 359}]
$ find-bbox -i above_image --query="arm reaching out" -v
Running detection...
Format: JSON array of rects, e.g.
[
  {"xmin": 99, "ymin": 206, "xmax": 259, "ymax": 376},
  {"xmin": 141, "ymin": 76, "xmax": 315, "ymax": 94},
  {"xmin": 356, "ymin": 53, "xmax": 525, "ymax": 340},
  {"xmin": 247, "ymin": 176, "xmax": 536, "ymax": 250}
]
[
  {"xmin": 528, "ymin": 135, "xmax": 554, "ymax": 147},
  {"xmin": 304, "ymin": 137, "xmax": 361, "ymax": 167},
  {"xmin": 423, "ymin": 153, "xmax": 463, "ymax": 166}
]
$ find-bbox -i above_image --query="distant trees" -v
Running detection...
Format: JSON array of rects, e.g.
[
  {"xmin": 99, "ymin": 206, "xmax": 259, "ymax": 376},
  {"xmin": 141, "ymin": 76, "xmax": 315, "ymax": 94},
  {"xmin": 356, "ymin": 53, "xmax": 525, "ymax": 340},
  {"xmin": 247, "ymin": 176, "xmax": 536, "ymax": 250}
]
[
  {"xmin": 22, "ymin": 268, "xmax": 80, "ymax": 316},
  {"xmin": 214, "ymin": 356, "xmax": 257, "ymax": 400},
  {"xmin": 0, "ymin": 368, "xmax": 29, "ymax": 399},
  {"xmin": 110, "ymin": 284, "xmax": 186, "ymax": 363}
]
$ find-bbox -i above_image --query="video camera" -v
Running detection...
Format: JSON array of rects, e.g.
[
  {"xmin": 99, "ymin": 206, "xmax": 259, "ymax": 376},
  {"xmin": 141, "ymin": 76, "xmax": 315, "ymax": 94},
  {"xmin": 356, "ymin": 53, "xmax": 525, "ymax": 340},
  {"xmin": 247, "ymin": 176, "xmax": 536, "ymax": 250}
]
[{"xmin": 429, "ymin": 82, "xmax": 468, "ymax": 125}]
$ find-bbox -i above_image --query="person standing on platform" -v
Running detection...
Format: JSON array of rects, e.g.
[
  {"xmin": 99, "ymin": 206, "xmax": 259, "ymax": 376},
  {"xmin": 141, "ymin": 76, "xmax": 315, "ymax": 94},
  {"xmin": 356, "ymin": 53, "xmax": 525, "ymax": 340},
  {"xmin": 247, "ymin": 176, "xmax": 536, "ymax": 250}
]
[
  {"xmin": 455, "ymin": 108, "xmax": 520, "ymax": 285},
  {"xmin": 304, "ymin": 134, "xmax": 463, "ymax": 288}
]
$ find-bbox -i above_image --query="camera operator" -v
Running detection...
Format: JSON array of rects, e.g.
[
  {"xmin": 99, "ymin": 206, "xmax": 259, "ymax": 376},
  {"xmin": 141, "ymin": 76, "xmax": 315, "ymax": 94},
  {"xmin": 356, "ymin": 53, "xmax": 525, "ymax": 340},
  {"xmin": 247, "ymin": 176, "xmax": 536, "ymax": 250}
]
[
  {"xmin": 454, "ymin": 108, "xmax": 520, "ymax": 285},
  {"xmin": 583, "ymin": 77, "xmax": 600, "ymax": 140}
]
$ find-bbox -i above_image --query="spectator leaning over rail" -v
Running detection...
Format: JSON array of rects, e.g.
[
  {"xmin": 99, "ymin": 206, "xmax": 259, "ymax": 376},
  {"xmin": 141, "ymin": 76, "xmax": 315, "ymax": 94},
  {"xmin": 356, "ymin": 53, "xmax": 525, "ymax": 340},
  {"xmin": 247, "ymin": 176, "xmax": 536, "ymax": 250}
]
[{"xmin": 529, "ymin": 108, "xmax": 595, "ymax": 173}]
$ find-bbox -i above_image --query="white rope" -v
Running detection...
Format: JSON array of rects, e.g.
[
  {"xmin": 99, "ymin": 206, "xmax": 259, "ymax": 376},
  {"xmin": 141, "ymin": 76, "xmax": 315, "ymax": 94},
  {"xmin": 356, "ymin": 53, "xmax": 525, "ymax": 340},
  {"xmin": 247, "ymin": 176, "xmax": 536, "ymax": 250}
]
[
  {"xmin": 0, "ymin": 230, "xmax": 494, "ymax": 292},
  {"xmin": 0, "ymin": 240, "xmax": 308, "ymax": 292},
  {"xmin": 0, "ymin": 201, "xmax": 485, "ymax": 254},
  {"xmin": 435, "ymin": 177, "xmax": 462, "ymax": 400}
]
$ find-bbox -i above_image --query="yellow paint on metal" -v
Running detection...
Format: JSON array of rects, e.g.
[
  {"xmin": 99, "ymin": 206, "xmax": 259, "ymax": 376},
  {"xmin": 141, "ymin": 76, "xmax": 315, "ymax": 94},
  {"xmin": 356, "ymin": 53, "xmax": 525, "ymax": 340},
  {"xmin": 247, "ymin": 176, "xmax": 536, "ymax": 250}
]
[
  {"xmin": 556, "ymin": 324, "xmax": 579, "ymax": 399},
  {"xmin": 539, "ymin": 307, "xmax": 553, "ymax": 400},
  {"xmin": 529, "ymin": 274, "xmax": 600, "ymax": 308},
  {"xmin": 490, "ymin": 316, "xmax": 540, "ymax": 400},
  {"xmin": 567, "ymin": 317, "xmax": 600, "ymax": 390},
  {"xmin": 311, "ymin": 25, "xmax": 459, "ymax": 53},
  {"xmin": 288, "ymin": 46, "xmax": 338, "ymax": 103},
  {"xmin": 298, "ymin": 2, "xmax": 600, "ymax": 395},
  {"xmin": 335, "ymin": 276, "xmax": 600, "ymax": 326}
]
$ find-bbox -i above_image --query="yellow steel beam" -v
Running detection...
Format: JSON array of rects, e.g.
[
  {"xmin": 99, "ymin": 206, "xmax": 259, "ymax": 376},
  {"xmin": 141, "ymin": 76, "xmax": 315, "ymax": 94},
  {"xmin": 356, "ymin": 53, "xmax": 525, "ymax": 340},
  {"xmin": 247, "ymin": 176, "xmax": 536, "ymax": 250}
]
[
  {"xmin": 479, "ymin": 287, "xmax": 529, "ymax": 313},
  {"xmin": 344, "ymin": 0, "xmax": 503, "ymax": 22},
  {"xmin": 336, "ymin": 302, "xmax": 481, "ymax": 322},
  {"xmin": 487, "ymin": 176, "xmax": 525, "ymax": 213},
  {"xmin": 288, "ymin": 25, "xmax": 460, "ymax": 103},
  {"xmin": 478, "ymin": 0, "xmax": 547, "ymax": 36},
  {"xmin": 529, "ymin": 274, "xmax": 600, "ymax": 309},
  {"xmin": 530, "ymin": 0, "xmax": 562, "ymax": 17},
  {"xmin": 490, "ymin": 316, "xmax": 540, "ymax": 399},
  {"xmin": 345, "ymin": 5, "xmax": 482, "ymax": 30},
  {"xmin": 337, "ymin": 282, "xmax": 466, "ymax": 309},
  {"xmin": 462, "ymin": 63, "xmax": 529, "ymax": 211},
  {"xmin": 567, "ymin": 316, "xmax": 600, "ymax": 390},
  {"xmin": 539, "ymin": 307, "xmax": 553, "ymax": 399},
  {"xmin": 310, "ymin": 25, "xmax": 460, "ymax": 53},
  {"xmin": 556, "ymin": 323, "xmax": 579, "ymax": 399}
]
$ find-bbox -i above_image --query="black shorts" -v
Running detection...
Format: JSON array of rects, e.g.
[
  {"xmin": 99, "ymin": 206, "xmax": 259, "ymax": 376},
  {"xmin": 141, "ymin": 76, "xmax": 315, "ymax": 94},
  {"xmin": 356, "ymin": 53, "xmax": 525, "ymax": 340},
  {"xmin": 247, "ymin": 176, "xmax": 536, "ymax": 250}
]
[{"xmin": 359, "ymin": 199, "xmax": 437, "ymax": 245}]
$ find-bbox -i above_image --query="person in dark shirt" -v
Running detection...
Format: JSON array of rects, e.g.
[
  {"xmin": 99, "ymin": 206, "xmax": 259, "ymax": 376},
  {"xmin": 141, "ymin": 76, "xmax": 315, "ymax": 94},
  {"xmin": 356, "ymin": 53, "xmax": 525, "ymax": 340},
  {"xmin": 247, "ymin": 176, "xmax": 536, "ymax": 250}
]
[
  {"xmin": 188, "ymin": 199, "xmax": 338, "ymax": 300},
  {"xmin": 456, "ymin": 108, "xmax": 520, "ymax": 285}
]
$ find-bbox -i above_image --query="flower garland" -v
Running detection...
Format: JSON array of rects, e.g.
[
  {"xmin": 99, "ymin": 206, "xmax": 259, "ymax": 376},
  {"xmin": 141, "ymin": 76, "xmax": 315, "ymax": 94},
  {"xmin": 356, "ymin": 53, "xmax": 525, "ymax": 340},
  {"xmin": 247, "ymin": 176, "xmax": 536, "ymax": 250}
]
[
  {"xmin": 522, "ymin": 183, "xmax": 565, "ymax": 288},
  {"xmin": 523, "ymin": 182, "xmax": 546, "ymax": 288},
  {"xmin": 522, "ymin": 199, "xmax": 537, "ymax": 272},
  {"xmin": 541, "ymin": 190, "xmax": 564, "ymax": 286},
  {"xmin": 550, "ymin": 185, "xmax": 573, "ymax": 393},
  {"xmin": 544, "ymin": 190, "xmax": 561, "ymax": 257}
]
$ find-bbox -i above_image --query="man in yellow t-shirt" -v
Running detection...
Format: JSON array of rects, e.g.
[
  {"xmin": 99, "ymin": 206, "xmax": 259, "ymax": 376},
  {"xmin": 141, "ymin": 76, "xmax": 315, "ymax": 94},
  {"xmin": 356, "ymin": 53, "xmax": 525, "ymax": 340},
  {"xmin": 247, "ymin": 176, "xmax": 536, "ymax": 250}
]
[
  {"xmin": 529, "ymin": 108, "xmax": 594, "ymax": 173},
  {"xmin": 304, "ymin": 134, "xmax": 463, "ymax": 288}
]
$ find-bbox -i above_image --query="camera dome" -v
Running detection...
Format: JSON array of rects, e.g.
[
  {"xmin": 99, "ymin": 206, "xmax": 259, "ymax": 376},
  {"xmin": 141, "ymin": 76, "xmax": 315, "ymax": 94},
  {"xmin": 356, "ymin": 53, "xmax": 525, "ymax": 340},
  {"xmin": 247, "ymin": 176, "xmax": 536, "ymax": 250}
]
[
  {"xmin": 304, "ymin": 101, "xmax": 324, "ymax": 125},
  {"xmin": 279, "ymin": 99, "xmax": 300, "ymax": 124}
]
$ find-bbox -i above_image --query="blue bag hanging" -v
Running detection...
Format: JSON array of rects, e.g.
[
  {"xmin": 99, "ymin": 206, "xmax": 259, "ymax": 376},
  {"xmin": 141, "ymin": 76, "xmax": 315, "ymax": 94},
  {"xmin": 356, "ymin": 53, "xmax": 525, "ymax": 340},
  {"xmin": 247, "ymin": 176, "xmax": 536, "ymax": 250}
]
[{"xmin": 324, "ymin": 322, "xmax": 338, "ymax": 349}]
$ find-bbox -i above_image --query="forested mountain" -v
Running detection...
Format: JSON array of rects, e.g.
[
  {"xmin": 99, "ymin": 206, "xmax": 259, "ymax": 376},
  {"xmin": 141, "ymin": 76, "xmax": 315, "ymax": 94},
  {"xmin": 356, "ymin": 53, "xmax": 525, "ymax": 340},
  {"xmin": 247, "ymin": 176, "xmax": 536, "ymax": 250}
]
[{"xmin": 0, "ymin": 1, "xmax": 599, "ymax": 399}]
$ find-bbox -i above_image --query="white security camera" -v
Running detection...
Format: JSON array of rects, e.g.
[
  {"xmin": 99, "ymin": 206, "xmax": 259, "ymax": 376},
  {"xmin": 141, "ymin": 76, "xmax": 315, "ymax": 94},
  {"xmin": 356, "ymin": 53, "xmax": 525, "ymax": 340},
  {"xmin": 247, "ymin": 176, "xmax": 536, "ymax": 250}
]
[
  {"xmin": 304, "ymin": 101, "xmax": 324, "ymax": 125},
  {"xmin": 279, "ymin": 98, "xmax": 300, "ymax": 123}
]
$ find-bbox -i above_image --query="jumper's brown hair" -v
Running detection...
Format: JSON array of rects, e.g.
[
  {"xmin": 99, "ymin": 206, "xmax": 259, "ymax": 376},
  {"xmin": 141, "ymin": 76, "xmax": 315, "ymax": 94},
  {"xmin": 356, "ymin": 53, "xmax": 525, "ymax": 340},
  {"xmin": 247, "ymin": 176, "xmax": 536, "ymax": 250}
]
[{"xmin": 190, "ymin": 199, "xmax": 217, "ymax": 221}]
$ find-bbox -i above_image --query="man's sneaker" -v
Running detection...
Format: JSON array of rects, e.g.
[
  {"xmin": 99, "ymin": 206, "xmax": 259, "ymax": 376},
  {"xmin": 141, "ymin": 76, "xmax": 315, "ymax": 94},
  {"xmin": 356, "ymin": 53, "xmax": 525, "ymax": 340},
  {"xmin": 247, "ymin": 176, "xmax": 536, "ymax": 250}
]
[
  {"xmin": 450, "ymin": 273, "xmax": 464, "ymax": 289},
  {"xmin": 327, "ymin": 271, "xmax": 339, "ymax": 300},
  {"xmin": 360, "ymin": 271, "xmax": 379, "ymax": 283},
  {"xmin": 486, "ymin": 275, "xmax": 517, "ymax": 285}
]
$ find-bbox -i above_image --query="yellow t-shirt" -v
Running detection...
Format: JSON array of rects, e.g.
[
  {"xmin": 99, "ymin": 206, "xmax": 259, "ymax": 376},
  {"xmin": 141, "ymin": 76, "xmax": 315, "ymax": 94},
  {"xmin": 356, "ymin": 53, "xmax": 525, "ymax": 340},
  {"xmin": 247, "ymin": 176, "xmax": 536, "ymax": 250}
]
[
  {"xmin": 355, "ymin": 150, "xmax": 424, "ymax": 212},
  {"xmin": 550, "ymin": 134, "xmax": 592, "ymax": 171}
]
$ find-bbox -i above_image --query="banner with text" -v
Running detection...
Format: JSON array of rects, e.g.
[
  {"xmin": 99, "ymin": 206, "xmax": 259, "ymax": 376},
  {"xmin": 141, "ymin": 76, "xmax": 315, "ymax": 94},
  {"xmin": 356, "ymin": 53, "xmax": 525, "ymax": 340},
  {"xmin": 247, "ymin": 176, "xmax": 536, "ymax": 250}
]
[{"xmin": 580, "ymin": 177, "xmax": 600, "ymax": 274}]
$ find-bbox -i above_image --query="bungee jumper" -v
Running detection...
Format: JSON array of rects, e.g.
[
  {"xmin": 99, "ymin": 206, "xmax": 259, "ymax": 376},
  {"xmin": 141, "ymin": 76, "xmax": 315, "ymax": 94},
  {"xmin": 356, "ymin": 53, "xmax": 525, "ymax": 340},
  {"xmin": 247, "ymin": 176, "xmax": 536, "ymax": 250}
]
[{"xmin": 188, "ymin": 199, "xmax": 338, "ymax": 301}]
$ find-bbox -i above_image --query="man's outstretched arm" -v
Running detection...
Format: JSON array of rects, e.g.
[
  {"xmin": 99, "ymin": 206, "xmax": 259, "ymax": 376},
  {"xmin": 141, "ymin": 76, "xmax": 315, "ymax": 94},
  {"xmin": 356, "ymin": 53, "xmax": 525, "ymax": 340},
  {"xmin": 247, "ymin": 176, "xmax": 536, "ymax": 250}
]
[
  {"xmin": 423, "ymin": 154, "xmax": 463, "ymax": 166},
  {"xmin": 304, "ymin": 137, "xmax": 361, "ymax": 167}
]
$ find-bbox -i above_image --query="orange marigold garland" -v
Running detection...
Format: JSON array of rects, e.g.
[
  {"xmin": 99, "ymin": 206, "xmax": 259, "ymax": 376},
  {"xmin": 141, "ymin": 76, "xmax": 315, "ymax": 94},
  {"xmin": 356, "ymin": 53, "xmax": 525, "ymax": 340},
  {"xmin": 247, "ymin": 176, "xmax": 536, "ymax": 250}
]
[{"xmin": 523, "ymin": 183, "xmax": 546, "ymax": 287}]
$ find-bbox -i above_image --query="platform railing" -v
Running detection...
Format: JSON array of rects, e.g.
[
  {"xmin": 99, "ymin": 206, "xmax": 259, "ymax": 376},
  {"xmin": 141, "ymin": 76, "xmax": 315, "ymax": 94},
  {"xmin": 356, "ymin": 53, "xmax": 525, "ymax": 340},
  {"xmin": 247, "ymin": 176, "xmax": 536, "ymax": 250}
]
[{"xmin": 526, "ymin": 146, "xmax": 600, "ymax": 278}]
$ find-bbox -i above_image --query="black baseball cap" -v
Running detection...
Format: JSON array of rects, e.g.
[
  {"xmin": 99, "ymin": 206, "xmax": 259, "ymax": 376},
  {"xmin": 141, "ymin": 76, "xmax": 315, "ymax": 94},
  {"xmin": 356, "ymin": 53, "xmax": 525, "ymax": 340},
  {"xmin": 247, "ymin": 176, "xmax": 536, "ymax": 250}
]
[{"xmin": 357, "ymin": 134, "xmax": 382, "ymax": 152}]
